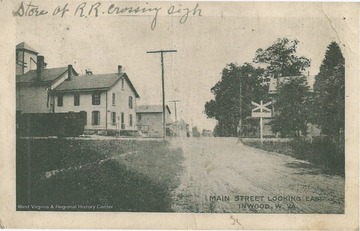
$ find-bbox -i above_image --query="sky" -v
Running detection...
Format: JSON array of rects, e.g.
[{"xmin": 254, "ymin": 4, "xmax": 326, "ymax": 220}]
[{"xmin": 16, "ymin": 1, "xmax": 347, "ymax": 131}]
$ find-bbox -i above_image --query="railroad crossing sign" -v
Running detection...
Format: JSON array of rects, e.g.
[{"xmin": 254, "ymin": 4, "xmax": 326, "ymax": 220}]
[
  {"xmin": 251, "ymin": 101, "xmax": 272, "ymax": 118},
  {"xmin": 251, "ymin": 100, "xmax": 272, "ymax": 142}
]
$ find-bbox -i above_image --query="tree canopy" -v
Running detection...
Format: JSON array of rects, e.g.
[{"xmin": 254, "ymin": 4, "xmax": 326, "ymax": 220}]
[
  {"xmin": 205, "ymin": 38, "xmax": 313, "ymax": 137},
  {"xmin": 270, "ymin": 76, "xmax": 311, "ymax": 137},
  {"xmin": 312, "ymin": 42, "xmax": 345, "ymax": 137},
  {"xmin": 253, "ymin": 38, "xmax": 311, "ymax": 79},
  {"xmin": 204, "ymin": 63, "xmax": 267, "ymax": 137}
]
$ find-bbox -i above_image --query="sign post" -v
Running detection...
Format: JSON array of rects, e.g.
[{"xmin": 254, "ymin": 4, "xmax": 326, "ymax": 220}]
[
  {"xmin": 260, "ymin": 115, "xmax": 263, "ymax": 143},
  {"xmin": 251, "ymin": 100, "xmax": 272, "ymax": 143}
]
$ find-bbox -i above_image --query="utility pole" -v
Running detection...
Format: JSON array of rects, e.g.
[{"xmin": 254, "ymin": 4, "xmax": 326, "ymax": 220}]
[
  {"xmin": 147, "ymin": 49, "xmax": 177, "ymax": 140},
  {"xmin": 169, "ymin": 100, "xmax": 181, "ymax": 137}
]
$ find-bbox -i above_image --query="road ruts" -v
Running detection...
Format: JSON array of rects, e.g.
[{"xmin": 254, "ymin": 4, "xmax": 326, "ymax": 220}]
[{"xmin": 170, "ymin": 137, "xmax": 344, "ymax": 214}]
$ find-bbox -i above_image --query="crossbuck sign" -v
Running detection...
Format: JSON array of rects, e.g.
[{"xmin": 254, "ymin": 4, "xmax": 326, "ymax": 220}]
[
  {"xmin": 251, "ymin": 100, "xmax": 272, "ymax": 118},
  {"xmin": 251, "ymin": 100, "xmax": 272, "ymax": 142}
]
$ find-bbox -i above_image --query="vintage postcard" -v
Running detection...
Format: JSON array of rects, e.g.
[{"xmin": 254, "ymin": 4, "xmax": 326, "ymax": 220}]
[{"xmin": 0, "ymin": 1, "xmax": 359, "ymax": 230}]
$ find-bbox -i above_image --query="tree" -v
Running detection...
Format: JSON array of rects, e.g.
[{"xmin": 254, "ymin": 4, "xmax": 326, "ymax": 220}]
[
  {"xmin": 254, "ymin": 38, "xmax": 311, "ymax": 81},
  {"xmin": 202, "ymin": 129, "xmax": 212, "ymax": 137},
  {"xmin": 252, "ymin": 37, "xmax": 312, "ymax": 137},
  {"xmin": 312, "ymin": 42, "xmax": 345, "ymax": 138},
  {"xmin": 271, "ymin": 76, "xmax": 311, "ymax": 137},
  {"xmin": 205, "ymin": 63, "xmax": 267, "ymax": 137},
  {"xmin": 192, "ymin": 126, "xmax": 201, "ymax": 137},
  {"xmin": 206, "ymin": 38, "xmax": 311, "ymax": 137}
]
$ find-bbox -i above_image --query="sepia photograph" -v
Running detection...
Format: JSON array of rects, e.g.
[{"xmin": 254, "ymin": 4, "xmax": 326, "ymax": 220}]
[{"xmin": 0, "ymin": 0, "xmax": 359, "ymax": 229}]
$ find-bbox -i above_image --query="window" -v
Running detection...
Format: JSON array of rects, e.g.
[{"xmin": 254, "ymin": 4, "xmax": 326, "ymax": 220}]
[
  {"xmin": 137, "ymin": 114, "xmax": 141, "ymax": 122},
  {"xmin": 112, "ymin": 93, "xmax": 115, "ymax": 105},
  {"xmin": 112, "ymin": 112, "xmax": 116, "ymax": 125},
  {"xmin": 74, "ymin": 93, "xmax": 80, "ymax": 106},
  {"xmin": 57, "ymin": 95, "xmax": 63, "ymax": 107},
  {"xmin": 128, "ymin": 96, "xmax": 133, "ymax": 109},
  {"xmin": 121, "ymin": 79, "xmax": 124, "ymax": 90},
  {"xmin": 92, "ymin": 111, "xmax": 100, "ymax": 125},
  {"xmin": 121, "ymin": 112, "xmax": 125, "ymax": 129},
  {"xmin": 92, "ymin": 92, "xmax": 101, "ymax": 105},
  {"xmin": 129, "ymin": 114, "xmax": 133, "ymax": 126}
]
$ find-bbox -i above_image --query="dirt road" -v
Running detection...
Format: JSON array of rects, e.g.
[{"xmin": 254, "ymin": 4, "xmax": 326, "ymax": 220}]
[{"xmin": 171, "ymin": 137, "xmax": 344, "ymax": 213}]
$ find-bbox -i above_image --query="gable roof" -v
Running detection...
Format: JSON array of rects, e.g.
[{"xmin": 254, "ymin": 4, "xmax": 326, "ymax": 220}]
[
  {"xmin": 268, "ymin": 75, "xmax": 314, "ymax": 94},
  {"xmin": 16, "ymin": 67, "xmax": 69, "ymax": 85},
  {"xmin": 16, "ymin": 42, "xmax": 38, "ymax": 54},
  {"xmin": 123, "ymin": 73, "xmax": 140, "ymax": 98},
  {"xmin": 54, "ymin": 73, "xmax": 140, "ymax": 98},
  {"xmin": 136, "ymin": 105, "xmax": 171, "ymax": 114}
]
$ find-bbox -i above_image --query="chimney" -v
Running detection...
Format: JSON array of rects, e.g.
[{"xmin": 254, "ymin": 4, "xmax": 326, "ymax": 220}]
[
  {"xmin": 118, "ymin": 65, "xmax": 122, "ymax": 74},
  {"xmin": 67, "ymin": 65, "xmax": 73, "ymax": 81},
  {"xmin": 36, "ymin": 55, "xmax": 45, "ymax": 81}
]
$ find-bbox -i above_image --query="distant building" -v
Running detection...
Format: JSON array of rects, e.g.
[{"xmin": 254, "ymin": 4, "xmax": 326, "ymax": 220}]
[
  {"xmin": 16, "ymin": 54, "xmax": 77, "ymax": 113},
  {"xmin": 52, "ymin": 65, "xmax": 140, "ymax": 133},
  {"xmin": 169, "ymin": 119, "xmax": 189, "ymax": 137},
  {"xmin": 268, "ymin": 75, "xmax": 314, "ymax": 95},
  {"xmin": 136, "ymin": 105, "xmax": 171, "ymax": 137}
]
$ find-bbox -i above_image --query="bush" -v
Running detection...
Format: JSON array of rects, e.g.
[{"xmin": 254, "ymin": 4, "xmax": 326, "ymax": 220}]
[
  {"xmin": 244, "ymin": 140, "xmax": 293, "ymax": 155},
  {"xmin": 290, "ymin": 137, "xmax": 344, "ymax": 175},
  {"xmin": 243, "ymin": 136, "xmax": 344, "ymax": 175}
]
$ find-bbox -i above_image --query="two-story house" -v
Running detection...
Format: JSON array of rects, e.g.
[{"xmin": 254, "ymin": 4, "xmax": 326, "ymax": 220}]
[{"xmin": 52, "ymin": 65, "xmax": 140, "ymax": 133}]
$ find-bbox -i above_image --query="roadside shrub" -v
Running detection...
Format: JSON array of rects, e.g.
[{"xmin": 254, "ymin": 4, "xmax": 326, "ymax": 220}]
[
  {"xmin": 243, "ymin": 139, "xmax": 293, "ymax": 156},
  {"xmin": 290, "ymin": 137, "xmax": 344, "ymax": 175},
  {"xmin": 290, "ymin": 137, "xmax": 345, "ymax": 175},
  {"xmin": 243, "ymin": 136, "xmax": 344, "ymax": 175}
]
